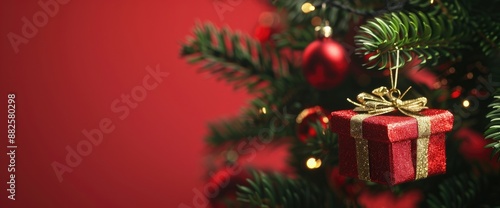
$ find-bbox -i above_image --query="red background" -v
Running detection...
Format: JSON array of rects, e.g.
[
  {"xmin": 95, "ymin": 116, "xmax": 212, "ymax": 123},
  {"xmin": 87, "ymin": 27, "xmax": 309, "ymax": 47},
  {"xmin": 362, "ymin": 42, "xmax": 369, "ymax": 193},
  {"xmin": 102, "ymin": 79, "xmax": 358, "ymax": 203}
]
[{"xmin": 0, "ymin": 0, "xmax": 286, "ymax": 207}]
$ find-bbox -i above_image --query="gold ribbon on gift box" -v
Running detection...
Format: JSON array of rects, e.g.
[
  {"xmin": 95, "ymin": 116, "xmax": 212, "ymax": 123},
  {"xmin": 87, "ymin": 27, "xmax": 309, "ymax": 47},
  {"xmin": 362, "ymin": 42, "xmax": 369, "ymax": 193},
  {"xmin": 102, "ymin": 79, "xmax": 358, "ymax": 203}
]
[
  {"xmin": 347, "ymin": 86, "xmax": 428, "ymax": 117},
  {"xmin": 347, "ymin": 49, "xmax": 431, "ymax": 181}
]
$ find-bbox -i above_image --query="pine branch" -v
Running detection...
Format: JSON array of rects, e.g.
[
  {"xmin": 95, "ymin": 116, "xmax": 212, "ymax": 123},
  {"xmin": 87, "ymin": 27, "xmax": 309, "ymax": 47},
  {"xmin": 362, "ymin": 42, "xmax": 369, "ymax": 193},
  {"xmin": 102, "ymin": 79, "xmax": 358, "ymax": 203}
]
[
  {"xmin": 471, "ymin": 15, "xmax": 500, "ymax": 56},
  {"xmin": 237, "ymin": 171, "xmax": 330, "ymax": 208},
  {"xmin": 425, "ymin": 172, "xmax": 486, "ymax": 207},
  {"xmin": 305, "ymin": 123, "xmax": 339, "ymax": 165},
  {"xmin": 407, "ymin": 0, "xmax": 467, "ymax": 18},
  {"xmin": 425, "ymin": 171, "xmax": 500, "ymax": 207},
  {"xmin": 485, "ymin": 89, "xmax": 500, "ymax": 161},
  {"xmin": 205, "ymin": 73, "xmax": 316, "ymax": 146},
  {"xmin": 260, "ymin": 75, "xmax": 318, "ymax": 108},
  {"xmin": 289, "ymin": 122, "xmax": 339, "ymax": 176},
  {"xmin": 407, "ymin": 0, "xmax": 438, "ymax": 12},
  {"xmin": 270, "ymin": 0, "xmax": 366, "ymax": 42},
  {"xmin": 181, "ymin": 22, "xmax": 289, "ymax": 93},
  {"xmin": 355, "ymin": 11, "xmax": 471, "ymax": 70},
  {"xmin": 206, "ymin": 99, "xmax": 296, "ymax": 145},
  {"xmin": 273, "ymin": 27, "xmax": 316, "ymax": 50},
  {"xmin": 320, "ymin": 1, "xmax": 391, "ymax": 17},
  {"xmin": 206, "ymin": 117, "xmax": 291, "ymax": 146}
]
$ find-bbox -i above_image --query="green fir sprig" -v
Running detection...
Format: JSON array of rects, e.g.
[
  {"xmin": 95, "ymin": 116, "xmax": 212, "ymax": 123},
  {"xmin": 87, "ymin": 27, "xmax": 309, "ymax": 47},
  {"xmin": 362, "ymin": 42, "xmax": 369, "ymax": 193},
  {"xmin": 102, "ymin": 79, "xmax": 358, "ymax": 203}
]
[
  {"xmin": 355, "ymin": 11, "xmax": 471, "ymax": 70},
  {"xmin": 237, "ymin": 171, "xmax": 329, "ymax": 208},
  {"xmin": 181, "ymin": 23, "xmax": 290, "ymax": 93},
  {"xmin": 485, "ymin": 89, "xmax": 500, "ymax": 161}
]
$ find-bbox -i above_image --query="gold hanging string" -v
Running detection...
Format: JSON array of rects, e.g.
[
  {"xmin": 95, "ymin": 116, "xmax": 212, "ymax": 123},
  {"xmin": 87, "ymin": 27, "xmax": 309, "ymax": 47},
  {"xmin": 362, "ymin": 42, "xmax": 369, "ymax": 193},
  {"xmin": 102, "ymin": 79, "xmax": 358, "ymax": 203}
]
[
  {"xmin": 389, "ymin": 48, "xmax": 400, "ymax": 91},
  {"xmin": 347, "ymin": 48, "xmax": 428, "ymax": 116}
]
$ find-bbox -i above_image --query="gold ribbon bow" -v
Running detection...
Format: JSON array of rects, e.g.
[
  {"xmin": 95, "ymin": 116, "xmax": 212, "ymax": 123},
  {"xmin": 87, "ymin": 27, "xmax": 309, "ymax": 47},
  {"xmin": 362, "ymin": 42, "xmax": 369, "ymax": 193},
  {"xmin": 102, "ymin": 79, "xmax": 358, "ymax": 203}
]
[
  {"xmin": 347, "ymin": 86, "xmax": 428, "ymax": 116},
  {"xmin": 348, "ymin": 49, "xmax": 428, "ymax": 116}
]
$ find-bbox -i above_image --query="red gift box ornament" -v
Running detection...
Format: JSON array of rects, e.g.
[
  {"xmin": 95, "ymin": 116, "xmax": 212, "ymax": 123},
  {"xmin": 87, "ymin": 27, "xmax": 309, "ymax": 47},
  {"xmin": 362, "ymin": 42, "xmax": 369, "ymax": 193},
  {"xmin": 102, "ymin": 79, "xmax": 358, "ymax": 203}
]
[
  {"xmin": 331, "ymin": 109, "xmax": 453, "ymax": 185},
  {"xmin": 331, "ymin": 50, "xmax": 453, "ymax": 185}
]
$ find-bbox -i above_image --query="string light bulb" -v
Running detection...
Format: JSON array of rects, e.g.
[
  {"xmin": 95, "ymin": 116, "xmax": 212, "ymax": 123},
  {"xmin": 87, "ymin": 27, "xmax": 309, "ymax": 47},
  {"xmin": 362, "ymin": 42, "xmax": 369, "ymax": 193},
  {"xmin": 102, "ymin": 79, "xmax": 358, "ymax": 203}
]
[
  {"xmin": 322, "ymin": 117, "xmax": 329, "ymax": 123},
  {"xmin": 306, "ymin": 157, "xmax": 322, "ymax": 169},
  {"xmin": 462, "ymin": 100, "xmax": 470, "ymax": 108},
  {"xmin": 301, "ymin": 2, "xmax": 316, "ymax": 13},
  {"xmin": 259, "ymin": 107, "xmax": 267, "ymax": 115}
]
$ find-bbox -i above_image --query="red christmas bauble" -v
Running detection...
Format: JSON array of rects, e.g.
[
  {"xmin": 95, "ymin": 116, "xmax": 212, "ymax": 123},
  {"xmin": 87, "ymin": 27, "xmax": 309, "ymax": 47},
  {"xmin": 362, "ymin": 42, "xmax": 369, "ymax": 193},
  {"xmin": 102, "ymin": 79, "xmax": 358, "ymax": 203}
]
[
  {"xmin": 296, "ymin": 106, "xmax": 330, "ymax": 142},
  {"xmin": 254, "ymin": 25, "xmax": 272, "ymax": 43},
  {"xmin": 302, "ymin": 38, "xmax": 348, "ymax": 89},
  {"xmin": 208, "ymin": 165, "xmax": 251, "ymax": 207},
  {"xmin": 454, "ymin": 128, "xmax": 499, "ymax": 169}
]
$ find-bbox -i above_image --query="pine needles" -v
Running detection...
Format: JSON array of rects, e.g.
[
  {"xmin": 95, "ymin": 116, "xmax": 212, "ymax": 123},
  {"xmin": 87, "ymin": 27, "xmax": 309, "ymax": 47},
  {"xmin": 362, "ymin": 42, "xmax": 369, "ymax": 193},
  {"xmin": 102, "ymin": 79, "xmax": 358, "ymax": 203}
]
[
  {"xmin": 355, "ymin": 11, "xmax": 471, "ymax": 70},
  {"xmin": 425, "ymin": 171, "xmax": 500, "ymax": 207},
  {"xmin": 237, "ymin": 171, "xmax": 327, "ymax": 208},
  {"xmin": 181, "ymin": 23, "xmax": 289, "ymax": 93},
  {"xmin": 485, "ymin": 89, "xmax": 500, "ymax": 161}
]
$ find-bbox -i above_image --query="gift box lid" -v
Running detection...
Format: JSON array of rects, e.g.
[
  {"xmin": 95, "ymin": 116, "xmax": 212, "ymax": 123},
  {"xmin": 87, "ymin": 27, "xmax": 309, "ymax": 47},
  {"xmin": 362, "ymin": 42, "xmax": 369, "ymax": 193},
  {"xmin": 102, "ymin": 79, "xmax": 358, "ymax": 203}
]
[{"xmin": 330, "ymin": 109, "xmax": 454, "ymax": 143}]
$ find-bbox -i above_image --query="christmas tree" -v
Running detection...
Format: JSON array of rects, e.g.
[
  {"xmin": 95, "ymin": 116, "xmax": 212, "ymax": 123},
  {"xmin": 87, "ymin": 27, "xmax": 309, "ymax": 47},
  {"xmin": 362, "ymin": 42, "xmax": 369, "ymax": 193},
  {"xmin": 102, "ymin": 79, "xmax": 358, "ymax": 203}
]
[{"xmin": 180, "ymin": 0, "xmax": 500, "ymax": 207}]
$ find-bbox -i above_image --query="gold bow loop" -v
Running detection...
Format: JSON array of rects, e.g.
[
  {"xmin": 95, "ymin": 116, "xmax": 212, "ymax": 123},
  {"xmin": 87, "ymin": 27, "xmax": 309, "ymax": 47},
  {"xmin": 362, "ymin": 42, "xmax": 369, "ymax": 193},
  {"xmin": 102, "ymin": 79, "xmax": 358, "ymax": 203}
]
[{"xmin": 347, "ymin": 86, "xmax": 428, "ymax": 116}]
